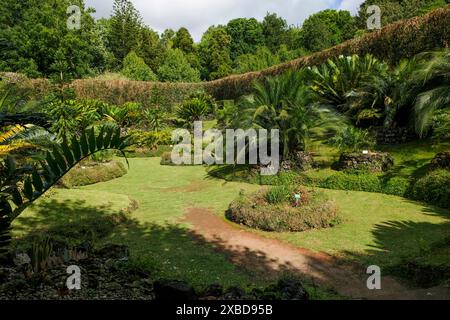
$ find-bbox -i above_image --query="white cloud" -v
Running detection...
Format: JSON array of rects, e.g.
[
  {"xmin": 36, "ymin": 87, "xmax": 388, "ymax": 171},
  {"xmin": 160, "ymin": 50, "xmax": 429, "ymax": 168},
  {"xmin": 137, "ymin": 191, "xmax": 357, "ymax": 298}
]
[
  {"xmin": 338, "ymin": 0, "xmax": 364, "ymax": 14},
  {"xmin": 85, "ymin": 0, "xmax": 365, "ymax": 41}
]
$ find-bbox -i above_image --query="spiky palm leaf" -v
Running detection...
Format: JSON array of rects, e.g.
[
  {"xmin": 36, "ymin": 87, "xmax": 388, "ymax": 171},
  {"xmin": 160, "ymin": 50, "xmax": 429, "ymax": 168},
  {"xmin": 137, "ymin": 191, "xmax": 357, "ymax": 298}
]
[
  {"xmin": 0, "ymin": 125, "xmax": 131, "ymax": 253},
  {"xmin": 413, "ymin": 50, "xmax": 450, "ymax": 137}
]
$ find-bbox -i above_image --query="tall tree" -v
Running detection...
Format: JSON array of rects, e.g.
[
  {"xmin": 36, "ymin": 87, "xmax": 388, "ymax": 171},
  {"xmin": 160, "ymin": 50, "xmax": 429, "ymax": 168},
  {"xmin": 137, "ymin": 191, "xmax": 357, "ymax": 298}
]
[
  {"xmin": 172, "ymin": 27, "xmax": 195, "ymax": 54},
  {"xmin": 262, "ymin": 13, "xmax": 289, "ymax": 52},
  {"xmin": 198, "ymin": 26, "xmax": 233, "ymax": 80},
  {"xmin": 108, "ymin": 0, "xmax": 143, "ymax": 64},
  {"xmin": 157, "ymin": 48, "xmax": 200, "ymax": 82},
  {"xmin": 225, "ymin": 18, "xmax": 264, "ymax": 59},
  {"xmin": 300, "ymin": 10, "xmax": 356, "ymax": 52},
  {"xmin": 0, "ymin": 0, "xmax": 102, "ymax": 79}
]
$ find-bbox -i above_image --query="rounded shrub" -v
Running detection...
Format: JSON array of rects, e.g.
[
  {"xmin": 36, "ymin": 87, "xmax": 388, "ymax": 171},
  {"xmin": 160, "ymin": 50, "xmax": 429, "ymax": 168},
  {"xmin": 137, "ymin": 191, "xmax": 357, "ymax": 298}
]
[
  {"xmin": 412, "ymin": 170, "xmax": 450, "ymax": 209},
  {"xmin": 227, "ymin": 189, "xmax": 340, "ymax": 232}
]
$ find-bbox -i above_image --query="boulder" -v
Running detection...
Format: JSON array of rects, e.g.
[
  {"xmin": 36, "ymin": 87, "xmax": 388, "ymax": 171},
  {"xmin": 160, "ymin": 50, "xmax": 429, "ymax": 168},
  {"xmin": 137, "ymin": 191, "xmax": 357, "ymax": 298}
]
[{"xmin": 336, "ymin": 151, "xmax": 394, "ymax": 172}]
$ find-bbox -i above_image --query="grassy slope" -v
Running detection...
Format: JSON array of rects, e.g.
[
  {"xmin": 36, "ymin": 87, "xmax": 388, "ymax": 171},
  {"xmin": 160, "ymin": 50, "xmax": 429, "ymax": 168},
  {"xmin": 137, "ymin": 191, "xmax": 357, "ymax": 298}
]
[{"xmin": 14, "ymin": 157, "xmax": 450, "ymax": 289}]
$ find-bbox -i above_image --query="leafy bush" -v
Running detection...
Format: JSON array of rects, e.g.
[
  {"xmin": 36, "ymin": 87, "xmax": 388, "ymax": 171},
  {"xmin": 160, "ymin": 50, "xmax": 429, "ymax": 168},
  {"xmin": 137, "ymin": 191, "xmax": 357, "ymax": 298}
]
[
  {"xmin": 122, "ymin": 51, "xmax": 157, "ymax": 81},
  {"xmin": 381, "ymin": 177, "xmax": 411, "ymax": 197},
  {"xmin": 128, "ymin": 129, "xmax": 172, "ymax": 150},
  {"xmin": 329, "ymin": 126, "xmax": 376, "ymax": 152},
  {"xmin": 227, "ymin": 189, "xmax": 339, "ymax": 232},
  {"xmin": 412, "ymin": 170, "xmax": 450, "ymax": 209},
  {"xmin": 177, "ymin": 97, "xmax": 209, "ymax": 125},
  {"xmin": 59, "ymin": 161, "xmax": 127, "ymax": 188},
  {"xmin": 319, "ymin": 172, "xmax": 382, "ymax": 193}
]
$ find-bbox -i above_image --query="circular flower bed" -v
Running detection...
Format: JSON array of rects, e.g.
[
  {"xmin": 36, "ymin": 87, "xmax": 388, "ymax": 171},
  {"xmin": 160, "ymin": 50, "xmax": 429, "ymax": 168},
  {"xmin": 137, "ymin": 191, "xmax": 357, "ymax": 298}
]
[{"xmin": 226, "ymin": 187, "xmax": 340, "ymax": 232}]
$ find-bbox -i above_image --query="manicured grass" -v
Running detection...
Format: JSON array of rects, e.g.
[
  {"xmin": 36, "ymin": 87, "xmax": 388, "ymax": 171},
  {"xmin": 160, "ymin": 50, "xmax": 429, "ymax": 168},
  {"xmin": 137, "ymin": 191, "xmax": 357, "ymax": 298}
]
[
  {"xmin": 266, "ymin": 189, "xmax": 450, "ymax": 268},
  {"xmin": 14, "ymin": 157, "xmax": 450, "ymax": 289}
]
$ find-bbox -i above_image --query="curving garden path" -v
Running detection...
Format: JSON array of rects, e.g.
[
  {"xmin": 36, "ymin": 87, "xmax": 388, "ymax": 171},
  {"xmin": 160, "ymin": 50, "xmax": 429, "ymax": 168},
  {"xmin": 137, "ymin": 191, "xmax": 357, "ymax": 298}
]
[{"xmin": 184, "ymin": 207, "xmax": 450, "ymax": 300}]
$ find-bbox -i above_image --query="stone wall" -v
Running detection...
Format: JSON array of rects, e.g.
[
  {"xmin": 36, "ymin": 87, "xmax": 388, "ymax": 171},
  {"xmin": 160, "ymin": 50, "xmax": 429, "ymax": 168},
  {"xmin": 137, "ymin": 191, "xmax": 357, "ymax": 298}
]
[
  {"xmin": 373, "ymin": 127, "xmax": 416, "ymax": 145},
  {"xmin": 337, "ymin": 152, "xmax": 394, "ymax": 172}
]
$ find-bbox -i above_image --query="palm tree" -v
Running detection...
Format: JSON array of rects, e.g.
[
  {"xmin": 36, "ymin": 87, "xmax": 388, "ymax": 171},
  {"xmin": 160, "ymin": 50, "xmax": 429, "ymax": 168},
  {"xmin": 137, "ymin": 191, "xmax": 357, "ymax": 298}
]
[
  {"xmin": 412, "ymin": 50, "xmax": 450, "ymax": 138},
  {"xmin": 239, "ymin": 70, "xmax": 337, "ymax": 160},
  {"xmin": 308, "ymin": 54, "xmax": 390, "ymax": 126}
]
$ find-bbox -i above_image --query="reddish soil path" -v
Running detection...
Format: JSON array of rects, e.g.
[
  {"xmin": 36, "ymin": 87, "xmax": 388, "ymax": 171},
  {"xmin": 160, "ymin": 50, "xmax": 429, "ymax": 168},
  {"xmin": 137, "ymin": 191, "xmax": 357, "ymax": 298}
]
[{"xmin": 183, "ymin": 207, "xmax": 450, "ymax": 300}]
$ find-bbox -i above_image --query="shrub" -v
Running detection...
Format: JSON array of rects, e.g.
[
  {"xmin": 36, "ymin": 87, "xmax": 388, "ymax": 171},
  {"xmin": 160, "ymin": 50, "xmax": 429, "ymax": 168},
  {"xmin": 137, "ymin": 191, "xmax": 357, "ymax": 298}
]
[
  {"xmin": 227, "ymin": 189, "xmax": 340, "ymax": 232},
  {"xmin": 319, "ymin": 172, "xmax": 383, "ymax": 193},
  {"xmin": 329, "ymin": 126, "xmax": 376, "ymax": 152},
  {"xmin": 412, "ymin": 170, "xmax": 450, "ymax": 209},
  {"xmin": 122, "ymin": 51, "xmax": 157, "ymax": 82},
  {"xmin": 177, "ymin": 97, "xmax": 209, "ymax": 125},
  {"xmin": 381, "ymin": 177, "xmax": 412, "ymax": 197},
  {"xmin": 59, "ymin": 161, "xmax": 127, "ymax": 188}
]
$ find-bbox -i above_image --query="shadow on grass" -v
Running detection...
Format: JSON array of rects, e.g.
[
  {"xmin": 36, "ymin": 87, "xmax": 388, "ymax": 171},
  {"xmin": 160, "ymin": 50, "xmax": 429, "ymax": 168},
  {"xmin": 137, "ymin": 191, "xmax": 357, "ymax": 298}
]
[{"xmin": 12, "ymin": 197, "xmax": 450, "ymax": 298}]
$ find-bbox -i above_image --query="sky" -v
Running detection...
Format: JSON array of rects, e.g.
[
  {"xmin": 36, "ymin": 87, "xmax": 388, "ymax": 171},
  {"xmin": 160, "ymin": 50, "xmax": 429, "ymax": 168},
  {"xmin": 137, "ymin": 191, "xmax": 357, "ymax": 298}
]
[{"xmin": 85, "ymin": 0, "xmax": 365, "ymax": 41}]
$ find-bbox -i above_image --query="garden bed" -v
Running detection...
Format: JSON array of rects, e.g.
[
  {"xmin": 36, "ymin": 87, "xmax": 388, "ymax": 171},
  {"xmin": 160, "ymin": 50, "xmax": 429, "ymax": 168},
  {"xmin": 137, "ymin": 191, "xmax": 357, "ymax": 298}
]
[
  {"xmin": 226, "ymin": 187, "xmax": 340, "ymax": 232},
  {"xmin": 59, "ymin": 160, "xmax": 127, "ymax": 188}
]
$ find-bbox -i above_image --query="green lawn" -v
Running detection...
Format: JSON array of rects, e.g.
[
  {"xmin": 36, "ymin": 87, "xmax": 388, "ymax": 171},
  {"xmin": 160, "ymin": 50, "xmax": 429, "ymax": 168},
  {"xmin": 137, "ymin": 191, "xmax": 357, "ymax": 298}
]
[{"xmin": 13, "ymin": 157, "xmax": 450, "ymax": 289}]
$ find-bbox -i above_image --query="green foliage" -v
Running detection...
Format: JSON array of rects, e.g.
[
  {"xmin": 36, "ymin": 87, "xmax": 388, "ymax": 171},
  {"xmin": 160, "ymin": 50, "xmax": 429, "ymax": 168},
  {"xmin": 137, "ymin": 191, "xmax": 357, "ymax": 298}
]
[
  {"xmin": 309, "ymin": 54, "xmax": 389, "ymax": 125},
  {"xmin": 60, "ymin": 160, "xmax": 127, "ymax": 188},
  {"xmin": 0, "ymin": 125, "xmax": 131, "ymax": 253},
  {"xmin": 122, "ymin": 51, "xmax": 157, "ymax": 81},
  {"xmin": 300, "ymin": 10, "xmax": 356, "ymax": 52},
  {"xmin": 265, "ymin": 185, "xmax": 292, "ymax": 204},
  {"xmin": 45, "ymin": 100, "xmax": 101, "ymax": 139},
  {"xmin": 227, "ymin": 189, "xmax": 339, "ymax": 232},
  {"xmin": 226, "ymin": 18, "xmax": 264, "ymax": 59},
  {"xmin": 262, "ymin": 13, "xmax": 289, "ymax": 52},
  {"xmin": 412, "ymin": 170, "xmax": 450, "ymax": 209},
  {"xmin": 108, "ymin": 0, "xmax": 144, "ymax": 64},
  {"xmin": 240, "ymin": 71, "xmax": 333, "ymax": 159},
  {"xmin": 431, "ymin": 109, "xmax": 450, "ymax": 140},
  {"xmin": 412, "ymin": 50, "xmax": 450, "ymax": 137},
  {"xmin": 128, "ymin": 129, "xmax": 172, "ymax": 149},
  {"xmin": 357, "ymin": 0, "xmax": 449, "ymax": 28},
  {"xmin": 329, "ymin": 126, "xmax": 376, "ymax": 152},
  {"xmin": 172, "ymin": 27, "xmax": 195, "ymax": 54},
  {"xmin": 157, "ymin": 48, "xmax": 200, "ymax": 82},
  {"xmin": 234, "ymin": 47, "xmax": 280, "ymax": 74},
  {"xmin": 0, "ymin": 0, "xmax": 106, "ymax": 79},
  {"xmin": 177, "ymin": 97, "xmax": 210, "ymax": 125},
  {"xmin": 140, "ymin": 108, "xmax": 167, "ymax": 131},
  {"xmin": 198, "ymin": 26, "xmax": 233, "ymax": 80}
]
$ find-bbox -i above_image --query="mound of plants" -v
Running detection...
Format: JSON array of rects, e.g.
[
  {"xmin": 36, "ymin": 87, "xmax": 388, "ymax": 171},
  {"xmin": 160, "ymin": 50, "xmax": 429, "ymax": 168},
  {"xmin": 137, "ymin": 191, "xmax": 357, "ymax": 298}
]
[
  {"xmin": 226, "ymin": 187, "xmax": 340, "ymax": 232},
  {"xmin": 412, "ymin": 169, "xmax": 450, "ymax": 209},
  {"xmin": 59, "ymin": 160, "xmax": 127, "ymax": 188}
]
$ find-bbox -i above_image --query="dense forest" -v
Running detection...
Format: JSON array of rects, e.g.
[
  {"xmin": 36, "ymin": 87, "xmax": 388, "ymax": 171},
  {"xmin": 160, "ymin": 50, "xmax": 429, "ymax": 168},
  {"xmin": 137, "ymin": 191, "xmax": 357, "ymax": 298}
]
[{"xmin": 0, "ymin": 0, "xmax": 448, "ymax": 82}]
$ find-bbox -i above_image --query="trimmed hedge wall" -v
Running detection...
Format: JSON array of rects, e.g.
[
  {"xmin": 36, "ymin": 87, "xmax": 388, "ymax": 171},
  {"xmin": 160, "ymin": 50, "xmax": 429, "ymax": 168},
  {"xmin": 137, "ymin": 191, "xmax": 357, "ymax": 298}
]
[{"xmin": 7, "ymin": 7, "xmax": 450, "ymax": 105}]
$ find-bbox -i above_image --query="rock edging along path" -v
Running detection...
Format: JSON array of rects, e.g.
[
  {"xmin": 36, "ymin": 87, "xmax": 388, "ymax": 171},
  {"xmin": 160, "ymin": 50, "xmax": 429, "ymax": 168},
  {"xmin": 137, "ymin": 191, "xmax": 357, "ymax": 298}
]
[{"xmin": 183, "ymin": 207, "xmax": 450, "ymax": 300}]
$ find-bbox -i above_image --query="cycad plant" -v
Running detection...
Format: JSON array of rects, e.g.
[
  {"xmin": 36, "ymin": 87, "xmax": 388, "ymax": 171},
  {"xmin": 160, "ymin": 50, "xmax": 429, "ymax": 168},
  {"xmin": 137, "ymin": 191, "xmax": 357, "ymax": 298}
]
[
  {"xmin": 412, "ymin": 50, "xmax": 450, "ymax": 137},
  {"xmin": 308, "ymin": 54, "xmax": 389, "ymax": 125},
  {"xmin": 0, "ymin": 125, "xmax": 130, "ymax": 254},
  {"xmin": 240, "ymin": 70, "xmax": 335, "ymax": 160}
]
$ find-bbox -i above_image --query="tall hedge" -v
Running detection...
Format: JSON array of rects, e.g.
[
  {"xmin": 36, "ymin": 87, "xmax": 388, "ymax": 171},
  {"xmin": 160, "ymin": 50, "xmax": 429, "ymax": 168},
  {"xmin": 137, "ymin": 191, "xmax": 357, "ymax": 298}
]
[{"xmin": 7, "ymin": 7, "xmax": 450, "ymax": 105}]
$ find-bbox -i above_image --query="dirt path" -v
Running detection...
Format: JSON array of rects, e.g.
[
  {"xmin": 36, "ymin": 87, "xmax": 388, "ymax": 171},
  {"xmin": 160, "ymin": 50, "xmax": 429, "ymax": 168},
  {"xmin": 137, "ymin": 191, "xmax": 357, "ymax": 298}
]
[{"xmin": 183, "ymin": 207, "xmax": 450, "ymax": 300}]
